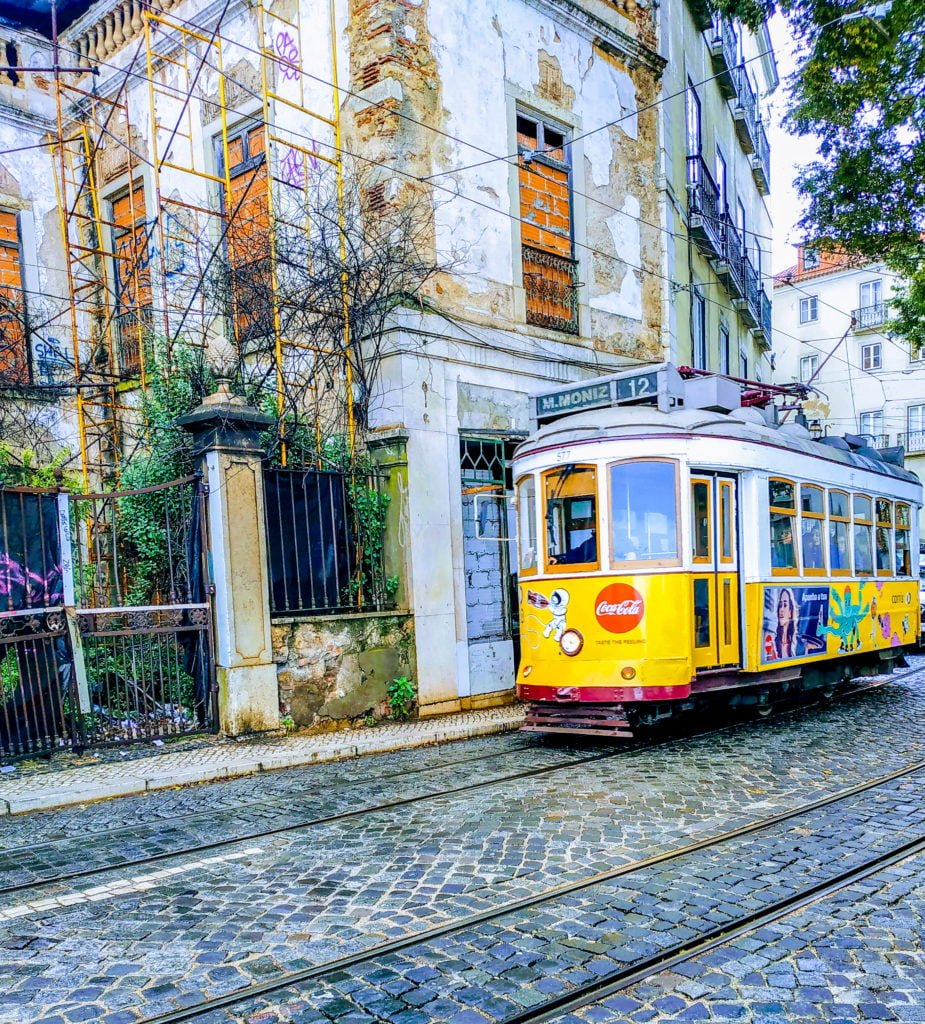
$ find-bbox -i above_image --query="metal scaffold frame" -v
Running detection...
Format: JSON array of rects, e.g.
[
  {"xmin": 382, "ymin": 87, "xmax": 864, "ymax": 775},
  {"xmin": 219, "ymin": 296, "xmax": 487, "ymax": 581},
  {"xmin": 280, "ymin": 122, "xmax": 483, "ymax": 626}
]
[
  {"xmin": 52, "ymin": 0, "xmax": 357, "ymax": 489},
  {"xmin": 53, "ymin": 78, "xmax": 146, "ymax": 491}
]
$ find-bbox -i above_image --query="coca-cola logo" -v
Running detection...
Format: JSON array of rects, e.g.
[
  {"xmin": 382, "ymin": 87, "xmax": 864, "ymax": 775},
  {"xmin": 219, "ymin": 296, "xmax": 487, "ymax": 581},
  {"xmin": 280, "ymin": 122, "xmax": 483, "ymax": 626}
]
[{"xmin": 594, "ymin": 582, "xmax": 644, "ymax": 633}]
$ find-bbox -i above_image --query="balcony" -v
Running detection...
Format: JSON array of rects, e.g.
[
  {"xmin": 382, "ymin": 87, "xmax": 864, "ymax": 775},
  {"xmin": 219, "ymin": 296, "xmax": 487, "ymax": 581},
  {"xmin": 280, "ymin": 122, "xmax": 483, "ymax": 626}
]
[
  {"xmin": 708, "ymin": 17, "xmax": 738, "ymax": 99},
  {"xmin": 733, "ymin": 256, "xmax": 761, "ymax": 329},
  {"xmin": 522, "ymin": 245, "xmax": 579, "ymax": 335},
  {"xmin": 718, "ymin": 217, "xmax": 746, "ymax": 300},
  {"xmin": 898, "ymin": 432, "xmax": 925, "ymax": 455},
  {"xmin": 752, "ymin": 288, "xmax": 772, "ymax": 347},
  {"xmin": 730, "ymin": 65, "xmax": 758, "ymax": 154},
  {"xmin": 751, "ymin": 120, "xmax": 770, "ymax": 195},
  {"xmin": 685, "ymin": 0, "xmax": 713, "ymax": 31},
  {"xmin": 853, "ymin": 302, "xmax": 889, "ymax": 331},
  {"xmin": 687, "ymin": 157, "xmax": 725, "ymax": 262},
  {"xmin": 859, "ymin": 433, "xmax": 891, "ymax": 450}
]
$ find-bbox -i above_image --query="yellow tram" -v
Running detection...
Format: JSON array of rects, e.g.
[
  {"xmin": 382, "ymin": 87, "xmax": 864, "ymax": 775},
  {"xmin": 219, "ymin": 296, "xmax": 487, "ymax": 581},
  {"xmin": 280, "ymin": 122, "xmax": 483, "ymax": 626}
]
[{"xmin": 513, "ymin": 365, "xmax": 923, "ymax": 736}]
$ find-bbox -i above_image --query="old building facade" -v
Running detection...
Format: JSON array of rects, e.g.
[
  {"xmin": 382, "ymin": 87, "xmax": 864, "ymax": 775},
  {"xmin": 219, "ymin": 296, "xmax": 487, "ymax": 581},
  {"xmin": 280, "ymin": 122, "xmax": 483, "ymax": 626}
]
[{"xmin": 0, "ymin": 0, "xmax": 774, "ymax": 717}]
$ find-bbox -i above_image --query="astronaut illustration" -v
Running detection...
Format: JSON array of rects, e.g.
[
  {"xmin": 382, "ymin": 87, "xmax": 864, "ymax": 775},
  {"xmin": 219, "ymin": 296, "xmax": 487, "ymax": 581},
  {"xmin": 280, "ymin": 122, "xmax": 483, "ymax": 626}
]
[{"xmin": 543, "ymin": 588, "xmax": 570, "ymax": 642}]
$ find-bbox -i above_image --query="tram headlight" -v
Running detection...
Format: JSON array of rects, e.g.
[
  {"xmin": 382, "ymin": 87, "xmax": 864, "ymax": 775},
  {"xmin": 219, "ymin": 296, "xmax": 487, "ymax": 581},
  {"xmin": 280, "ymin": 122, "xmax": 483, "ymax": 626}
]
[{"xmin": 559, "ymin": 629, "xmax": 584, "ymax": 656}]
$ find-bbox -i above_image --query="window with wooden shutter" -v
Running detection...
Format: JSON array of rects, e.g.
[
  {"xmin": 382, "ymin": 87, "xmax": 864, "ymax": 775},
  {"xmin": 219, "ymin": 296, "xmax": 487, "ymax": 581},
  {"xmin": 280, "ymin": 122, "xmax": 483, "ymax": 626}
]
[
  {"xmin": 0, "ymin": 210, "xmax": 28, "ymax": 384},
  {"xmin": 223, "ymin": 124, "xmax": 271, "ymax": 343},
  {"xmin": 111, "ymin": 183, "xmax": 151, "ymax": 377},
  {"xmin": 517, "ymin": 112, "xmax": 578, "ymax": 335}
]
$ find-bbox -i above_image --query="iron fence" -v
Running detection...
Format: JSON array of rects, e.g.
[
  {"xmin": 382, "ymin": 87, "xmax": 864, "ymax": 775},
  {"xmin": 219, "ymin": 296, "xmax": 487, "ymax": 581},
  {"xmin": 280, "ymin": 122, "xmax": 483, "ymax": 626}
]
[
  {"xmin": 264, "ymin": 466, "xmax": 395, "ymax": 616},
  {"xmin": 68, "ymin": 476, "xmax": 215, "ymax": 746}
]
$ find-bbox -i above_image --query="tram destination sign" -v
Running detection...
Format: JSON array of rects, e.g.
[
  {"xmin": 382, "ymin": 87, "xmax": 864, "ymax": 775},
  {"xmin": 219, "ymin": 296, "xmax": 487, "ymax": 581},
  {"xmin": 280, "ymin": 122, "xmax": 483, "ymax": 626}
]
[{"xmin": 535, "ymin": 370, "xmax": 659, "ymax": 420}]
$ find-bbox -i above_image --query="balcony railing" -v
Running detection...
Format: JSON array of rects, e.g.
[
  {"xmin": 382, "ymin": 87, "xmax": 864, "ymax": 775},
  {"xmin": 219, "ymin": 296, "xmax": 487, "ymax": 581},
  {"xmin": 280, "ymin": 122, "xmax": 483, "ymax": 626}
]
[
  {"xmin": 687, "ymin": 156, "xmax": 725, "ymax": 260},
  {"xmin": 522, "ymin": 245, "xmax": 579, "ymax": 334},
  {"xmin": 731, "ymin": 65, "xmax": 757, "ymax": 154},
  {"xmin": 860, "ymin": 433, "xmax": 891, "ymax": 450},
  {"xmin": 751, "ymin": 120, "xmax": 770, "ymax": 195},
  {"xmin": 898, "ymin": 432, "xmax": 925, "ymax": 455},
  {"xmin": 853, "ymin": 302, "xmax": 889, "ymax": 331},
  {"xmin": 708, "ymin": 17, "xmax": 738, "ymax": 99}
]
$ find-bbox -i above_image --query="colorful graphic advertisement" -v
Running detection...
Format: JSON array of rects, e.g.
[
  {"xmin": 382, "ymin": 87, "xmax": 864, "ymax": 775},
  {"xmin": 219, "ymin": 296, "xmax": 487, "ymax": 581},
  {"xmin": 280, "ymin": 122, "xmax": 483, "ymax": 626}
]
[{"xmin": 761, "ymin": 585, "xmax": 830, "ymax": 663}]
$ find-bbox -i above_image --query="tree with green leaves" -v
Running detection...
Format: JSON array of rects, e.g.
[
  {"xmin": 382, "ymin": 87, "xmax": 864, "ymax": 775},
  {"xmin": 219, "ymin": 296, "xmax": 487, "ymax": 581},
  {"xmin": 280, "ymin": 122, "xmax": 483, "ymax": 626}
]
[{"xmin": 716, "ymin": 0, "xmax": 925, "ymax": 346}]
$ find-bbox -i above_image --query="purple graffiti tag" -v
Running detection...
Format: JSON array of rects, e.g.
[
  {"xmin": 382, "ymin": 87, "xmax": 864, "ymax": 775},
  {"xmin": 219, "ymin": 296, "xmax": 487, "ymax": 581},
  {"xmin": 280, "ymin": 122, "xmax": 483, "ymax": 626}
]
[
  {"xmin": 279, "ymin": 147, "xmax": 305, "ymax": 189},
  {"xmin": 275, "ymin": 30, "xmax": 301, "ymax": 81},
  {"xmin": 0, "ymin": 554, "xmax": 62, "ymax": 607}
]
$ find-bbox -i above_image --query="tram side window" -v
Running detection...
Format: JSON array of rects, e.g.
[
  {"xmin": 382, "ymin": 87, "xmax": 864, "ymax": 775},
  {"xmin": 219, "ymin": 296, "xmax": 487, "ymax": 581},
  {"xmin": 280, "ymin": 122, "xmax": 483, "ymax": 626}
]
[
  {"xmin": 544, "ymin": 465, "xmax": 598, "ymax": 568},
  {"xmin": 769, "ymin": 478, "xmax": 797, "ymax": 571},
  {"xmin": 895, "ymin": 502, "xmax": 911, "ymax": 575},
  {"xmin": 516, "ymin": 476, "xmax": 538, "ymax": 574},
  {"xmin": 853, "ymin": 494, "xmax": 874, "ymax": 576},
  {"xmin": 800, "ymin": 484, "xmax": 826, "ymax": 572},
  {"xmin": 609, "ymin": 461, "xmax": 679, "ymax": 565},
  {"xmin": 828, "ymin": 490, "xmax": 850, "ymax": 573},
  {"xmin": 875, "ymin": 498, "xmax": 893, "ymax": 576}
]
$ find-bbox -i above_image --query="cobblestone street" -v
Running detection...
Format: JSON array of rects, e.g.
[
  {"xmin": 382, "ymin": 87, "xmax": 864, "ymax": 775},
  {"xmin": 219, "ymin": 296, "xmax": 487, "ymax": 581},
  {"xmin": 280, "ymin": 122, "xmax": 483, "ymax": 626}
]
[{"xmin": 4, "ymin": 664, "xmax": 925, "ymax": 1024}]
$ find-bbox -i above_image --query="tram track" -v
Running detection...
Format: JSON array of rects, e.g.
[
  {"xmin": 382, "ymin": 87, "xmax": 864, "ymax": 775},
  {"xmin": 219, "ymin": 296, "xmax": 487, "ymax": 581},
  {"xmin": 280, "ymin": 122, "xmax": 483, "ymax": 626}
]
[
  {"xmin": 135, "ymin": 742, "xmax": 925, "ymax": 1024},
  {"xmin": 504, "ymin": 831, "xmax": 925, "ymax": 1024},
  {"xmin": 0, "ymin": 668, "xmax": 912, "ymax": 899}
]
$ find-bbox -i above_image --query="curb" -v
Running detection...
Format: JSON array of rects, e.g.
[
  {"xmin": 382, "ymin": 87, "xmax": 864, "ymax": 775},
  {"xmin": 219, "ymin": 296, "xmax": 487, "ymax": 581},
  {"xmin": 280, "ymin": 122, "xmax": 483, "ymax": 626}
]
[{"xmin": 0, "ymin": 708, "xmax": 526, "ymax": 816}]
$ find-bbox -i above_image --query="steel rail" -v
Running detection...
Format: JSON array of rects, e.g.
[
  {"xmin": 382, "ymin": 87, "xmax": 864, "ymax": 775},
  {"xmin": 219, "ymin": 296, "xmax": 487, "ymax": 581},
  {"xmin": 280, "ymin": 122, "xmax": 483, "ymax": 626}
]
[
  {"xmin": 0, "ymin": 671, "xmax": 909, "ymax": 899},
  {"xmin": 137, "ymin": 732, "xmax": 925, "ymax": 1024},
  {"xmin": 506, "ymin": 834, "xmax": 925, "ymax": 1023}
]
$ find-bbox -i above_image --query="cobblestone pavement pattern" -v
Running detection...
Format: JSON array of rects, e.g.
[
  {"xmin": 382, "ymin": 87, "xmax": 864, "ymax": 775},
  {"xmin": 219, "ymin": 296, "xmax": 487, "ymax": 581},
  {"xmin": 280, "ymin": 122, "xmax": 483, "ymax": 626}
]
[
  {"xmin": 4, "ymin": 671, "xmax": 925, "ymax": 1023},
  {"xmin": 557, "ymin": 849, "xmax": 925, "ymax": 1023}
]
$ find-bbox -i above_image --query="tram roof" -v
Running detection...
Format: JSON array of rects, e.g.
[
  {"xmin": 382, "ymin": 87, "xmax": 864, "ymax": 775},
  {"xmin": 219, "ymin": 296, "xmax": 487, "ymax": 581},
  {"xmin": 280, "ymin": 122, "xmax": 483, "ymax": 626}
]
[{"xmin": 516, "ymin": 404, "xmax": 922, "ymax": 490}]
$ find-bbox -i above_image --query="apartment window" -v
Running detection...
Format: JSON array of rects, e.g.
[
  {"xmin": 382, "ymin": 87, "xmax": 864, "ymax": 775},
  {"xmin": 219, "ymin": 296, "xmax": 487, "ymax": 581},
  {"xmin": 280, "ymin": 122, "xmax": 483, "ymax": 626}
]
[
  {"xmin": 859, "ymin": 410, "xmax": 883, "ymax": 444},
  {"xmin": 692, "ymin": 288, "xmax": 706, "ymax": 369},
  {"xmin": 686, "ymin": 81, "xmax": 702, "ymax": 163},
  {"xmin": 517, "ymin": 111, "xmax": 578, "ymax": 334},
  {"xmin": 860, "ymin": 342, "xmax": 882, "ymax": 370},
  {"xmin": 0, "ymin": 209, "xmax": 28, "ymax": 384},
  {"xmin": 719, "ymin": 323, "xmax": 730, "ymax": 375},
  {"xmin": 110, "ymin": 183, "xmax": 151, "ymax": 377},
  {"xmin": 859, "ymin": 279, "xmax": 882, "ymax": 309},
  {"xmin": 715, "ymin": 147, "xmax": 727, "ymax": 211},
  {"xmin": 803, "ymin": 247, "xmax": 820, "ymax": 270},
  {"xmin": 736, "ymin": 200, "xmax": 746, "ymax": 255},
  {"xmin": 739, "ymin": 345, "xmax": 748, "ymax": 379},
  {"xmin": 799, "ymin": 296, "xmax": 818, "ymax": 323},
  {"xmin": 800, "ymin": 355, "xmax": 818, "ymax": 382},
  {"xmin": 221, "ymin": 122, "xmax": 270, "ymax": 343},
  {"xmin": 908, "ymin": 405, "xmax": 925, "ymax": 434}
]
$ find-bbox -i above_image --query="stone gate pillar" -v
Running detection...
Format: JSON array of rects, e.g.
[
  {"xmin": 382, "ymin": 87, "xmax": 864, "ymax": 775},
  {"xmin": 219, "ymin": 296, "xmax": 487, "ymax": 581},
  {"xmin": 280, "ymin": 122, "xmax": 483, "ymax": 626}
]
[{"xmin": 177, "ymin": 384, "xmax": 280, "ymax": 735}]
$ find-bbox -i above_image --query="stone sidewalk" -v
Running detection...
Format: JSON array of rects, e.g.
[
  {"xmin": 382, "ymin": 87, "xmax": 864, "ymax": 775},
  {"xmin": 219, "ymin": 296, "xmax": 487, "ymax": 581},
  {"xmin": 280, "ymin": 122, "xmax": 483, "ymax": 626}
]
[{"xmin": 0, "ymin": 705, "xmax": 525, "ymax": 816}]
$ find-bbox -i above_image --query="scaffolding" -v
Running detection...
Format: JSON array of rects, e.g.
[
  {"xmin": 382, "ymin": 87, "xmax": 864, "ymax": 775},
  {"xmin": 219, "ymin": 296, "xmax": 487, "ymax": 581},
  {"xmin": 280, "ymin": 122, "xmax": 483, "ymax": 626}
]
[
  {"xmin": 53, "ymin": 0, "xmax": 355, "ymax": 489},
  {"xmin": 53, "ymin": 79, "xmax": 146, "ymax": 491}
]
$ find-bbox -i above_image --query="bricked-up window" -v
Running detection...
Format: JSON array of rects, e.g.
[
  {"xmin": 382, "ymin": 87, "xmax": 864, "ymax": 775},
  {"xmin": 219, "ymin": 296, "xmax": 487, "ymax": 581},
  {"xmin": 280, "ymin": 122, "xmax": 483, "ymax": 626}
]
[
  {"xmin": 111, "ymin": 183, "xmax": 151, "ymax": 377},
  {"xmin": 517, "ymin": 111, "xmax": 578, "ymax": 334},
  {"xmin": 221, "ymin": 123, "xmax": 271, "ymax": 342},
  {"xmin": 0, "ymin": 209, "xmax": 28, "ymax": 384}
]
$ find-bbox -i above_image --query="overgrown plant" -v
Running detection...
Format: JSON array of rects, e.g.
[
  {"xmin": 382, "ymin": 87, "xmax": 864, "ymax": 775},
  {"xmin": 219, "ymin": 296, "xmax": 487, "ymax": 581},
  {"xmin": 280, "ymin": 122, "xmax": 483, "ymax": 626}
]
[{"xmin": 387, "ymin": 676, "xmax": 416, "ymax": 721}]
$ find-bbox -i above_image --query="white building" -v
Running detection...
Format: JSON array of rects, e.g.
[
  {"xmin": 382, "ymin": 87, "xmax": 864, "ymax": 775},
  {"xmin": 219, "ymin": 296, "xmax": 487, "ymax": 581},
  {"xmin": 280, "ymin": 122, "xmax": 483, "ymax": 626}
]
[{"xmin": 774, "ymin": 244, "xmax": 925, "ymax": 525}]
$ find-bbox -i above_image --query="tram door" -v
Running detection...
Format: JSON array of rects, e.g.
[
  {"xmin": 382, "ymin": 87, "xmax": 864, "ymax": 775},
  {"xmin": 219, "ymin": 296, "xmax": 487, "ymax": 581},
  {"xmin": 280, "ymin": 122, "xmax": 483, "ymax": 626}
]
[{"xmin": 690, "ymin": 474, "xmax": 741, "ymax": 670}]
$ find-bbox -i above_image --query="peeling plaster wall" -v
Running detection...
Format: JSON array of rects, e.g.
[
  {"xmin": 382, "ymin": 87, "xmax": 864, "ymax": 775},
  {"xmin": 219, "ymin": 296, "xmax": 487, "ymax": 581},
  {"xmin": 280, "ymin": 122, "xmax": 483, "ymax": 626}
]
[
  {"xmin": 0, "ymin": 29, "xmax": 78, "ymax": 457},
  {"xmin": 423, "ymin": 0, "xmax": 663, "ymax": 360}
]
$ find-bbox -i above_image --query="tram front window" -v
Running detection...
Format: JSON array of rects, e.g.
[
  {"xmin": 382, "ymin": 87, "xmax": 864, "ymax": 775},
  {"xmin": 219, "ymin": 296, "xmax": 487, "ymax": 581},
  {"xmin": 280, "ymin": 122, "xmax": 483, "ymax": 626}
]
[
  {"xmin": 609, "ymin": 460, "xmax": 679, "ymax": 564},
  {"xmin": 544, "ymin": 466, "xmax": 598, "ymax": 567}
]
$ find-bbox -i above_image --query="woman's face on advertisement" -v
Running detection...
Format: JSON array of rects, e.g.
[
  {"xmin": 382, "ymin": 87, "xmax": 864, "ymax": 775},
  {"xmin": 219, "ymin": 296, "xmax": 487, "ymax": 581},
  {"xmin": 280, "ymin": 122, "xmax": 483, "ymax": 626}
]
[{"xmin": 778, "ymin": 590, "xmax": 794, "ymax": 623}]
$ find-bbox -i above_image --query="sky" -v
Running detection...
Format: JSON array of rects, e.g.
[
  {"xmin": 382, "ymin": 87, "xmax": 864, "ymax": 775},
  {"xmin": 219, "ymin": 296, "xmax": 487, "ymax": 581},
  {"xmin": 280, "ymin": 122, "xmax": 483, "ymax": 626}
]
[{"xmin": 767, "ymin": 13, "xmax": 821, "ymax": 275}]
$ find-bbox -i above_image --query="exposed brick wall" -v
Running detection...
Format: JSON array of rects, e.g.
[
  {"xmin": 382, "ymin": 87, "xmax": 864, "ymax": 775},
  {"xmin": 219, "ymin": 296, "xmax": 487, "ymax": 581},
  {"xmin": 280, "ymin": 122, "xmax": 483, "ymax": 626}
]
[{"xmin": 518, "ymin": 159, "xmax": 572, "ymax": 258}]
